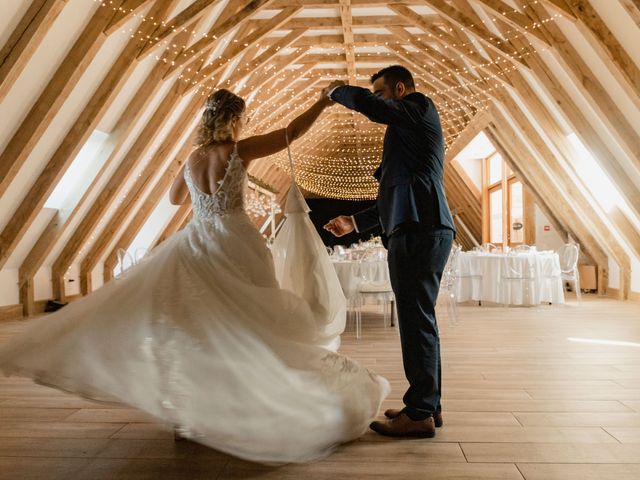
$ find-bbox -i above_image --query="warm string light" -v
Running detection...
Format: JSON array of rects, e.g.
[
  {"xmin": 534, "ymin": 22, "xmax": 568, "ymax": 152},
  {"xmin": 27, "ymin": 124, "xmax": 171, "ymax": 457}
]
[
  {"xmin": 93, "ymin": 0, "xmax": 561, "ymax": 96},
  {"xmin": 245, "ymin": 187, "xmax": 282, "ymax": 218},
  {"xmin": 92, "ymin": 0, "xmax": 557, "ymax": 200}
]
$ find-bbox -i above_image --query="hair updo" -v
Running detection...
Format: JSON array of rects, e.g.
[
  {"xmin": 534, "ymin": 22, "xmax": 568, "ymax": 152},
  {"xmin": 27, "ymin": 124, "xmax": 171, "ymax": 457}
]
[{"xmin": 195, "ymin": 89, "xmax": 246, "ymax": 147}]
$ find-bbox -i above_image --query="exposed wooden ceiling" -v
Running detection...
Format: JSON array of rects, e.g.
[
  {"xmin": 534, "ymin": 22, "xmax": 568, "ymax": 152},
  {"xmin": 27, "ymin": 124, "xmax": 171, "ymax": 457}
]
[{"xmin": 0, "ymin": 0, "xmax": 639, "ymax": 316}]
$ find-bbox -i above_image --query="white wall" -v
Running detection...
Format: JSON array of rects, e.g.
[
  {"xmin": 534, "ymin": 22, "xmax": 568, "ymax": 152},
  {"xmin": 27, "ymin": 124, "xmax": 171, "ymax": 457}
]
[
  {"xmin": 452, "ymin": 158, "xmax": 481, "ymax": 191},
  {"xmin": 534, "ymin": 205, "xmax": 565, "ymax": 253}
]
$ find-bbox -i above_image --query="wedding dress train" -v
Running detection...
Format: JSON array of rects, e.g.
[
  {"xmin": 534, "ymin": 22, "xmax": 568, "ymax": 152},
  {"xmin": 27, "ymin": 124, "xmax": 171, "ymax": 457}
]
[{"xmin": 0, "ymin": 144, "xmax": 389, "ymax": 464}]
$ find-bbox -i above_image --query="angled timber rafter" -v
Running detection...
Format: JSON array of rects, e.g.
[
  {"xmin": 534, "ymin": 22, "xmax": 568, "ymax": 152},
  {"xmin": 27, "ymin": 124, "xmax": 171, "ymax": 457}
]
[{"xmin": 0, "ymin": 0, "xmax": 66, "ymax": 103}]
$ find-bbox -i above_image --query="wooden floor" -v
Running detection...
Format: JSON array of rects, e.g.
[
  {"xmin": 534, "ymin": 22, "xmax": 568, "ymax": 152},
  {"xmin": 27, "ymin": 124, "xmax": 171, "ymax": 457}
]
[{"xmin": 1, "ymin": 296, "xmax": 639, "ymax": 479}]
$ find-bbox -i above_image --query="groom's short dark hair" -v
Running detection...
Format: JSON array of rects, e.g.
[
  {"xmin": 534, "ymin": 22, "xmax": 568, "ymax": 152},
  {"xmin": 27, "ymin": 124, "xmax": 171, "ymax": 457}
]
[{"xmin": 371, "ymin": 65, "xmax": 415, "ymax": 90}]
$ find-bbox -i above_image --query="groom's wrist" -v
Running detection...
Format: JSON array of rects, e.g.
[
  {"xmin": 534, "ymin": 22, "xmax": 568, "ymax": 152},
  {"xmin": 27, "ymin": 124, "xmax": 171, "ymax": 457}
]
[{"xmin": 350, "ymin": 215, "xmax": 359, "ymax": 233}]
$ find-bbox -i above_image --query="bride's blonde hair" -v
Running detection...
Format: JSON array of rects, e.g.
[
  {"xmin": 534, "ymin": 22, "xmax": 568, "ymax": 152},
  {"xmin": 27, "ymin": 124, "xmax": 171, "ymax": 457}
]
[{"xmin": 195, "ymin": 89, "xmax": 246, "ymax": 147}]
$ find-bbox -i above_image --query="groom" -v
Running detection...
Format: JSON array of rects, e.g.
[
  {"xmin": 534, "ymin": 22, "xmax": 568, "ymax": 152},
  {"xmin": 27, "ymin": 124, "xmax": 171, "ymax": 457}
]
[{"xmin": 323, "ymin": 65, "xmax": 455, "ymax": 438}]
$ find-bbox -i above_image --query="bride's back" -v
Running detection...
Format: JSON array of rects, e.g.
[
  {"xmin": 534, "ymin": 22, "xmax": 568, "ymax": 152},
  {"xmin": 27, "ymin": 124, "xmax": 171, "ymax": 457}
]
[{"xmin": 187, "ymin": 142, "xmax": 236, "ymax": 195}]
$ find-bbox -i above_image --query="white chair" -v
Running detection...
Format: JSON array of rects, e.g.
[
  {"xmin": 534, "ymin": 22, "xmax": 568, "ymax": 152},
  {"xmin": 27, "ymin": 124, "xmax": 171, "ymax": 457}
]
[
  {"xmin": 498, "ymin": 253, "xmax": 537, "ymax": 307},
  {"xmin": 115, "ymin": 248, "xmax": 134, "ymax": 278},
  {"xmin": 439, "ymin": 244, "xmax": 461, "ymax": 325},
  {"xmin": 482, "ymin": 243, "xmax": 499, "ymax": 253},
  {"xmin": 558, "ymin": 242, "xmax": 581, "ymax": 302},
  {"xmin": 352, "ymin": 261, "xmax": 395, "ymax": 339},
  {"xmin": 134, "ymin": 248, "xmax": 148, "ymax": 264}
]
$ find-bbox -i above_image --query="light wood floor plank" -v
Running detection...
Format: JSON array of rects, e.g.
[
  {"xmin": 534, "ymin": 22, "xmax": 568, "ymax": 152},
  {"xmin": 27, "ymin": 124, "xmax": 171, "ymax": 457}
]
[
  {"xmin": 603, "ymin": 427, "xmax": 640, "ymax": 443},
  {"xmin": 434, "ymin": 426, "xmax": 618, "ymax": 444},
  {"xmin": 461, "ymin": 443, "xmax": 640, "ymax": 463},
  {"xmin": 0, "ymin": 297, "xmax": 638, "ymax": 478},
  {"xmin": 514, "ymin": 412, "xmax": 640, "ymax": 427},
  {"xmin": 517, "ymin": 463, "xmax": 640, "ymax": 480}
]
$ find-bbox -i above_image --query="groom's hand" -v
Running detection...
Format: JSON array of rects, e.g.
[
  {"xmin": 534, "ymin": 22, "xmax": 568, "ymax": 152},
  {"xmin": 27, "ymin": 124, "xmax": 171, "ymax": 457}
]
[
  {"xmin": 323, "ymin": 215, "xmax": 355, "ymax": 237},
  {"xmin": 327, "ymin": 80, "xmax": 346, "ymax": 92}
]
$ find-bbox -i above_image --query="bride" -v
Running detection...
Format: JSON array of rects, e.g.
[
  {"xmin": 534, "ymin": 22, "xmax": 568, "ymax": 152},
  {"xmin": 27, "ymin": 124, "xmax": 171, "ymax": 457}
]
[{"xmin": 0, "ymin": 88, "xmax": 389, "ymax": 464}]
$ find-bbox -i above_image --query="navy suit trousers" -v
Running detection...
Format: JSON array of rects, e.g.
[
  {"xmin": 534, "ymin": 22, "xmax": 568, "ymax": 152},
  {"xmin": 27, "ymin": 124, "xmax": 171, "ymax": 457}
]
[{"xmin": 387, "ymin": 226, "xmax": 454, "ymax": 420}]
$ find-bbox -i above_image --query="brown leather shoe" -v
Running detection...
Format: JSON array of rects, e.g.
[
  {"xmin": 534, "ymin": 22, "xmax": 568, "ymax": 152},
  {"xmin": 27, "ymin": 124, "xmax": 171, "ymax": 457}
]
[
  {"xmin": 370, "ymin": 412, "xmax": 436, "ymax": 438},
  {"xmin": 384, "ymin": 408, "xmax": 443, "ymax": 428}
]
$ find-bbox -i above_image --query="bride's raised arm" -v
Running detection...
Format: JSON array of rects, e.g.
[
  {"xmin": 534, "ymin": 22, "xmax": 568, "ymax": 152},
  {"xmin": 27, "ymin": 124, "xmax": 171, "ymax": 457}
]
[{"xmin": 237, "ymin": 90, "xmax": 334, "ymax": 165}]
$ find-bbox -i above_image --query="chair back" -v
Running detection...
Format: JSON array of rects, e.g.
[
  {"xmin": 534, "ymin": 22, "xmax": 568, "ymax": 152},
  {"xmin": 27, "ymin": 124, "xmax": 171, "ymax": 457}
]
[
  {"xmin": 134, "ymin": 248, "xmax": 148, "ymax": 264},
  {"xmin": 559, "ymin": 243, "xmax": 579, "ymax": 274},
  {"xmin": 441, "ymin": 244, "xmax": 462, "ymax": 290},
  {"xmin": 116, "ymin": 248, "xmax": 134, "ymax": 277},
  {"xmin": 482, "ymin": 243, "xmax": 499, "ymax": 253},
  {"xmin": 501, "ymin": 253, "xmax": 536, "ymax": 280}
]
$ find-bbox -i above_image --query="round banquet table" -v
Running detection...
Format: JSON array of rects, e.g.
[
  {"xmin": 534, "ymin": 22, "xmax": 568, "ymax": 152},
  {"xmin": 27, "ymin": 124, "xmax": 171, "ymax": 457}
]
[{"xmin": 454, "ymin": 251, "xmax": 565, "ymax": 306}]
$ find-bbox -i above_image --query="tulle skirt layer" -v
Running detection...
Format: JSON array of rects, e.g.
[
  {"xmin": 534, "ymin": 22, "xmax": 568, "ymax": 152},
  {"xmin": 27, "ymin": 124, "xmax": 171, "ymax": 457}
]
[{"xmin": 0, "ymin": 213, "xmax": 389, "ymax": 463}]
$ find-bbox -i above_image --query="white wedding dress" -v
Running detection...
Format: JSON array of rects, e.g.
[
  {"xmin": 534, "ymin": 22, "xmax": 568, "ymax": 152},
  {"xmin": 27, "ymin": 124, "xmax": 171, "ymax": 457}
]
[{"xmin": 0, "ymin": 145, "xmax": 389, "ymax": 464}]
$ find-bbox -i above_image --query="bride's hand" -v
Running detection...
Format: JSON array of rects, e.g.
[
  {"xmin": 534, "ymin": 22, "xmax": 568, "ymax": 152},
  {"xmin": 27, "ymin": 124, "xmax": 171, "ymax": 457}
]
[
  {"xmin": 320, "ymin": 87, "xmax": 334, "ymax": 106},
  {"xmin": 323, "ymin": 216, "xmax": 355, "ymax": 237}
]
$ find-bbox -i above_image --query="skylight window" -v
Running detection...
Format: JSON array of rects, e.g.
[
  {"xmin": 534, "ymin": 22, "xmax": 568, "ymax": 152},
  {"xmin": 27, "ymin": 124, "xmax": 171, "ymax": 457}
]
[
  {"xmin": 45, "ymin": 130, "xmax": 109, "ymax": 209},
  {"xmin": 566, "ymin": 133, "xmax": 625, "ymax": 213}
]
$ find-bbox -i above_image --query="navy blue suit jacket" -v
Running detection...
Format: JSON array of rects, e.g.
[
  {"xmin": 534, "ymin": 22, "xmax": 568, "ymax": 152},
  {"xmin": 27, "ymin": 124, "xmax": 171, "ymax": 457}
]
[{"xmin": 330, "ymin": 86, "xmax": 455, "ymax": 236}]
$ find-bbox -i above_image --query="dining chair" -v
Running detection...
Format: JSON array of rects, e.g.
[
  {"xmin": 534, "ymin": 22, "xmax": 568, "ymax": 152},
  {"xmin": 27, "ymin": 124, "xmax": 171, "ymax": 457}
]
[
  {"xmin": 353, "ymin": 261, "xmax": 395, "ymax": 339},
  {"xmin": 498, "ymin": 252, "xmax": 537, "ymax": 307},
  {"xmin": 558, "ymin": 242, "xmax": 582, "ymax": 303},
  {"xmin": 439, "ymin": 244, "xmax": 461, "ymax": 325}
]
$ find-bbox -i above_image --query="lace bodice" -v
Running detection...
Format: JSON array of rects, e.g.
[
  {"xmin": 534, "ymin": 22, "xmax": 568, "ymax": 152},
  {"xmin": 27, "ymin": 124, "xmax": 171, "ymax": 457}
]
[{"xmin": 184, "ymin": 144, "xmax": 247, "ymax": 220}]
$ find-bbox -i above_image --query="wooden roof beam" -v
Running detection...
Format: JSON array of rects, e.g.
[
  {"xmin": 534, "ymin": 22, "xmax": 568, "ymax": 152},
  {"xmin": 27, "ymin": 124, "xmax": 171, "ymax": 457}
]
[
  {"xmin": 0, "ymin": 0, "xmax": 66, "ymax": 103},
  {"xmin": 539, "ymin": 0, "xmax": 577, "ymax": 20},
  {"xmin": 497, "ymin": 21, "xmax": 640, "ymax": 220},
  {"xmin": 523, "ymin": 1, "xmax": 640, "ymax": 173},
  {"xmin": 420, "ymin": 0, "xmax": 531, "ymax": 69},
  {"xmin": 445, "ymin": 110, "xmax": 491, "ymax": 162},
  {"xmin": 490, "ymin": 93, "xmax": 631, "ymax": 298},
  {"xmin": 244, "ymin": 65, "xmax": 317, "ymax": 112},
  {"xmin": 618, "ymin": 0, "xmax": 640, "ymax": 28},
  {"xmin": 0, "ymin": 0, "xmax": 125, "ymax": 199},
  {"xmin": 281, "ymin": 15, "xmax": 437, "ymax": 29},
  {"xmin": 101, "ymin": 128, "xmax": 195, "ymax": 283},
  {"xmin": 50, "ymin": 80, "xmax": 187, "ymax": 300},
  {"xmin": 163, "ymin": 0, "xmax": 279, "ymax": 75},
  {"xmin": 138, "ymin": 0, "xmax": 226, "ymax": 57},
  {"xmin": 389, "ymin": 5, "xmax": 511, "ymax": 86},
  {"xmin": 472, "ymin": 0, "xmax": 552, "ymax": 46},
  {"xmin": 339, "ymin": 0, "xmax": 357, "ymax": 85},
  {"xmin": 484, "ymin": 117, "xmax": 612, "ymax": 282},
  {"xmin": 104, "ymin": 0, "xmax": 154, "ymax": 34},
  {"xmin": 191, "ymin": 29, "xmax": 308, "ymax": 93},
  {"xmin": 79, "ymin": 96, "xmax": 202, "ymax": 292},
  {"xmin": 172, "ymin": 6, "xmax": 302, "ymax": 86},
  {"xmin": 0, "ymin": 0, "xmax": 180, "ymax": 271},
  {"xmin": 565, "ymin": 0, "xmax": 640, "ymax": 104},
  {"xmin": 17, "ymin": 27, "xmax": 202, "ymax": 309}
]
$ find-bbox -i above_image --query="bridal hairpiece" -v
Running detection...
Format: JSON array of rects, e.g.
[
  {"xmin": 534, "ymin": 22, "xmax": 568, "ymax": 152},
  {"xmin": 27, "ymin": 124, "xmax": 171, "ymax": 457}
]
[{"xmin": 205, "ymin": 100, "xmax": 220, "ymax": 114}]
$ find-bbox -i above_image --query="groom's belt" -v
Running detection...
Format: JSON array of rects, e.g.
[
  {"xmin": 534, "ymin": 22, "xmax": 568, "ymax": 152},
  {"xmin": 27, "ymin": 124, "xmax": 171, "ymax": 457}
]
[
  {"xmin": 389, "ymin": 222, "xmax": 440, "ymax": 237},
  {"xmin": 389, "ymin": 222, "xmax": 455, "ymax": 237}
]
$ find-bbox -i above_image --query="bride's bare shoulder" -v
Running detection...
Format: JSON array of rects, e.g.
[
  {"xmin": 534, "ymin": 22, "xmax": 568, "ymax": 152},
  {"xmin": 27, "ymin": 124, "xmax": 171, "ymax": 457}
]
[{"xmin": 188, "ymin": 144, "xmax": 234, "ymax": 168}]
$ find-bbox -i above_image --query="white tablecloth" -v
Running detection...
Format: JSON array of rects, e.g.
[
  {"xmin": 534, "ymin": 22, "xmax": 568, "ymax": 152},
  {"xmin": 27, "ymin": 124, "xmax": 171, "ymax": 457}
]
[
  {"xmin": 454, "ymin": 251, "xmax": 565, "ymax": 305},
  {"xmin": 331, "ymin": 259, "xmax": 390, "ymax": 300}
]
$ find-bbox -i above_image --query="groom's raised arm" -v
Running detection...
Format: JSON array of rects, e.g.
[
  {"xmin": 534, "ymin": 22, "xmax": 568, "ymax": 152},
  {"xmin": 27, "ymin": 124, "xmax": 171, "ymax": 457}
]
[{"xmin": 330, "ymin": 85, "xmax": 424, "ymax": 129}]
